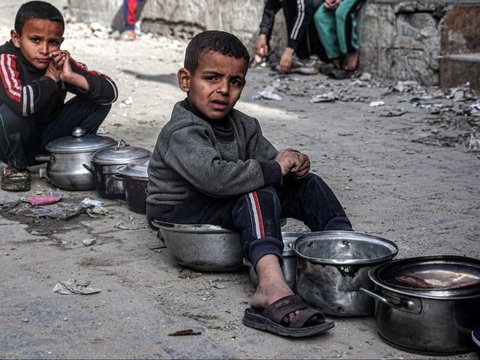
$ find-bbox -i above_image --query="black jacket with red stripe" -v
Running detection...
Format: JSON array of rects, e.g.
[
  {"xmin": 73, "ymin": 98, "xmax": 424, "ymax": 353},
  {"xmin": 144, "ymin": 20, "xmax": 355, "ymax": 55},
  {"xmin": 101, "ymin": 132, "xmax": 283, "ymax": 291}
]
[{"xmin": 0, "ymin": 40, "xmax": 118, "ymax": 124}]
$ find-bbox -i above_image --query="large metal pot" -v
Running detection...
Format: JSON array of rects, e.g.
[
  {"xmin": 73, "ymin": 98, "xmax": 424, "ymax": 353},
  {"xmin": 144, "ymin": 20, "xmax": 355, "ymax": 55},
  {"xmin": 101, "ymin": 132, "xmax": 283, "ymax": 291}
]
[
  {"xmin": 153, "ymin": 220, "xmax": 245, "ymax": 272},
  {"xmin": 117, "ymin": 160, "xmax": 149, "ymax": 214},
  {"xmin": 36, "ymin": 128, "xmax": 116, "ymax": 190},
  {"xmin": 293, "ymin": 231, "xmax": 398, "ymax": 317},
  {"xmin": 361, "ymin": 255, "xmax": 480, "ymax": 355},
  {"xmin": 85, "ymin": 141, "xmax": 150, "ymax": 199}
]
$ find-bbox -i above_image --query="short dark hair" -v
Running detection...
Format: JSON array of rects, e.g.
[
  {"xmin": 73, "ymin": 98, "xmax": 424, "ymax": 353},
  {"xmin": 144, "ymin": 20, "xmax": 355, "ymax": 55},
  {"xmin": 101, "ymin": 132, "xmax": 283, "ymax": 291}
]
[
  {"xmin": 15, "ymin": 1, "xmax": 65, "ymax": 35},
  {"xmin": 184, "ymin": 30, "xmax": 250, "ymax": 73}
]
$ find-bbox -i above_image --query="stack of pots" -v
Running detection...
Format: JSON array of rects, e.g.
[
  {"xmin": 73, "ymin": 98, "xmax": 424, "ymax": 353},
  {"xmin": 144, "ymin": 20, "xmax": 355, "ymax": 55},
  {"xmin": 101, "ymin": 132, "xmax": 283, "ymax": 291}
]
[
  {"xmin": 36, "ymin": 127, "xmax": 117, "ymax": 190},
  {"xmin": 86, "ymin": 140, "xmax": 150, "ymax": 199}
]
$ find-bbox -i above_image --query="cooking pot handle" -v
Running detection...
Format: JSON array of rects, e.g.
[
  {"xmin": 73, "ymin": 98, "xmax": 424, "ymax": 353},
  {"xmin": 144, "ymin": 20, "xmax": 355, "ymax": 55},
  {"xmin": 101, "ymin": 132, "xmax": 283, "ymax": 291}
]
[
  {"xmin": 115, "ymin": 139, "xmax": 129, "ymax": 149},
  {"xmin": 360, "ymin": 287, "xmax": 420, "ymax": 313},
  {"xmin": 35, "ymin": 154, "xmax": 53, "ymax": 163},
  {"xmin": 82, "ymin": 163, "xmax": 95, "ymax": 174}
]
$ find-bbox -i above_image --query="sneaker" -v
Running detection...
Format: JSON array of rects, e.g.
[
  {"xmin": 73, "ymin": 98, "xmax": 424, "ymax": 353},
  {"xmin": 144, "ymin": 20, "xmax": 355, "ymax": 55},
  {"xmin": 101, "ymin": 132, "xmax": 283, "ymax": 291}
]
[{"xmin": 1, "ymin": 166, "xmax": 31, "ymax": 192}]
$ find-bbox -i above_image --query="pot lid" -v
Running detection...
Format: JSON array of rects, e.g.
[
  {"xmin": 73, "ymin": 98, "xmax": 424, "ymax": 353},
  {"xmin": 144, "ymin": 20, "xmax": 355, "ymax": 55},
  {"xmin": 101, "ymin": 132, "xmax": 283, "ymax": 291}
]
[
  {"xmin": 117, "ymin": 160, "xmax": 149, "ymax": 179},
  {"xmin": 92, "ymin": 141, "xmax": 151, "ymax": 165},
  {"xmin": 45, "ymin": 127, "xmax": 116, "ymax": 153},
  {"xmin": 370, "ymin": 256, "xmax": 480, "ymax": 298}
]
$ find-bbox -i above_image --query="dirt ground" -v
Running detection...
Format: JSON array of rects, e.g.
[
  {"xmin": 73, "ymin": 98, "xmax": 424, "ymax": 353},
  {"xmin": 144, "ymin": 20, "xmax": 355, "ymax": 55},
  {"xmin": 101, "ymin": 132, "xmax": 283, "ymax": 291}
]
[{"xmin": 1, "ymin": 7, "xmax": 480, "ymax": 359}]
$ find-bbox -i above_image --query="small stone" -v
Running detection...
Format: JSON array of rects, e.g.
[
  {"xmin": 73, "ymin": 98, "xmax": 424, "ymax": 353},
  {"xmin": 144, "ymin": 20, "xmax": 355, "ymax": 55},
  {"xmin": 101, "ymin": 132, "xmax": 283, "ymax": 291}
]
[
  {"xmin": 21, "ymin": 318, "xmax": 29, "ymax": 323},
  {"xmin": 82, "ymin": 238, "xmax": 96, "ymax": 247}
]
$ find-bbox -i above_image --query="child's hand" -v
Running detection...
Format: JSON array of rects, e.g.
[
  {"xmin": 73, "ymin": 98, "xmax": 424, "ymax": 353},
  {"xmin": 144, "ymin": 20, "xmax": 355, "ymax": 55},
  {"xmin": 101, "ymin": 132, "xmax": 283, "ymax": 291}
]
[
  {"xmin": 278, "ymin": 47, "xmax": 294, "ymax": 74},
  {"xmin": 289, "ymin": 150, "xmax": 310, "ymax": 179},
  {"xmin": 274, "ymin": 149, "xmax": 299, "ymax": 176},
  {"xmin": 324, "ymin": 0, "xmax": 341, "ymax": 9},
  {"xmin": 255, "ymin": 34, "xmax": 269, "ymax": 63},
  {"xmin": 57, "ymin": 50, "xmax": 74, "ymax": 82},
  {"xmin": 44, "ymin": 50, "xmax": 67, "ymax": 82}
]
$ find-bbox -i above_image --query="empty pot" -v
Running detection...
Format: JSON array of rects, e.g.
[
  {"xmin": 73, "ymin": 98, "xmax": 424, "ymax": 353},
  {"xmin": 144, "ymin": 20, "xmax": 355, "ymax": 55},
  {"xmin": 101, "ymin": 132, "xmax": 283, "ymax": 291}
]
[{"xmin": 293, "ymin": 230, "xmax": 398, "ymax": 316}]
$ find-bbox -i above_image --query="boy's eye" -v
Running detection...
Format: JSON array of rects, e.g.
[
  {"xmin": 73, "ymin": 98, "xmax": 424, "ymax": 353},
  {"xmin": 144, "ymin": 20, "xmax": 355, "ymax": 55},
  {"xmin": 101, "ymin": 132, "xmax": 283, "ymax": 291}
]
[
  {"xmin": 230, "ymin": 79, "xmax": 244, "ymax": 87},
  {"xmin": 205, "ymin": 75, "xmax": 218, "ymax": 81},
  {"xmin": 49, "ymin": 40, "xmax": 60, "ymax": 46},
  {"xmin": 31, "ymin": 37, "xmax": 41, "ymax": 43}
]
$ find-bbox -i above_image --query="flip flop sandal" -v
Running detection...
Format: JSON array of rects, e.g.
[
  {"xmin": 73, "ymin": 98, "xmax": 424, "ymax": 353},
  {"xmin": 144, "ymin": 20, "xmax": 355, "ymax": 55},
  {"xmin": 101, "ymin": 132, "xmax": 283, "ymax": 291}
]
[{"xmin": 242, "ymin": 295, "xmax": 334, "ymax": 337}]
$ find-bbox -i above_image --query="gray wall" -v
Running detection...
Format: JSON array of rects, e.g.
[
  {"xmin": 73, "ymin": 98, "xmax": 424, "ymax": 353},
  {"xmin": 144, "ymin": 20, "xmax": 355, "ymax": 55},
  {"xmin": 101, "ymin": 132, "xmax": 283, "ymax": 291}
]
[{"xmin": 67, "ymin": 0, "xmax": 480, "ymax": 87}]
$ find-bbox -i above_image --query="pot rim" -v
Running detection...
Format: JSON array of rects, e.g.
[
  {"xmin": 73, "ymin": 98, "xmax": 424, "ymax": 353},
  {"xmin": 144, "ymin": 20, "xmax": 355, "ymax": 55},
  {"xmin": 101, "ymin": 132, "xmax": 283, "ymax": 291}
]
[
  {"xmin": 368, "ymin": 255, "xmax": 480, "ymax": 299},
  {"xmin": 292, "ymin": 230, "xmax": 398, "ymax": 266}
]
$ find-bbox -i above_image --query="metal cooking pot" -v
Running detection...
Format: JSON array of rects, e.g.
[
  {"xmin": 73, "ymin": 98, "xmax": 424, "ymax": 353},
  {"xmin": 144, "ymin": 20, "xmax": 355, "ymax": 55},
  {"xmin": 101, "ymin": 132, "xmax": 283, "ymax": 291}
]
[
  {"xmin": 36, "ymin": 128, "xmax": 116, "ymax": 190},
  {"xmin": 85, "ymin": 140, "xmax": 150, "ymax": 199},
  {"xmin": 117, "ymin": 160, "xmax": 149, "ymax": 214},
  {"xmin": 361, "ymin": 255, "xmax": 480, "ymax": 355},
  {"xmin": 247, "ymin": 231, "xmax": 308, "ymax": 290},
  {"xmin": 293, "ymin": 231, "xmax": 398, "ymax": 317}
]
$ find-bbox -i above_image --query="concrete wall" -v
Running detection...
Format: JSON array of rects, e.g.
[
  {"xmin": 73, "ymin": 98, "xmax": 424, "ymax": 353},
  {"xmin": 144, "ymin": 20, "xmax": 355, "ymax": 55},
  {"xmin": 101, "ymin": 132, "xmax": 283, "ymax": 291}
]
[{"xmin": 67, "ymin": 0, "xmax": 480, "ymax": 87}]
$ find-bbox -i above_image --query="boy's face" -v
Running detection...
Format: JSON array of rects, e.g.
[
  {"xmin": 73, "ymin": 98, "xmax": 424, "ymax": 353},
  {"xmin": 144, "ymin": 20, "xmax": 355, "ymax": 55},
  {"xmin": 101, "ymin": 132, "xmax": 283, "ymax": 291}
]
[
  {"xmin": 178, "ymin": 51, "xmax": 247, "ymax": 120},
  {"xmin": 11, "ymin": 18, "xmax": 64, "ymax": 70}
]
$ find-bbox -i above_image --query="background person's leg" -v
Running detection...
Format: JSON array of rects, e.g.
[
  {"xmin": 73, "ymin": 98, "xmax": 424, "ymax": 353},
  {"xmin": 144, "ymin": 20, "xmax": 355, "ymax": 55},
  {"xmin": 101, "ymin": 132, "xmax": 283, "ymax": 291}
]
[
  {"xmin": 335, "ymin": 0, "xmax": 365, "ymax": 69},
  {"xmin": 314, "ymin": 5, "xmax": 341, "ymax": 62}
]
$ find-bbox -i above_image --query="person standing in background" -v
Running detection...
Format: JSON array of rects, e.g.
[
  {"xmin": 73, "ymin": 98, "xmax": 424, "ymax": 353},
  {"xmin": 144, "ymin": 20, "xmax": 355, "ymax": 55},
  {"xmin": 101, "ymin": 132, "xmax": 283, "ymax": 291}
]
[{"xmin": 123, "ymin": 0, "xmax": 143, "ymax": 40}]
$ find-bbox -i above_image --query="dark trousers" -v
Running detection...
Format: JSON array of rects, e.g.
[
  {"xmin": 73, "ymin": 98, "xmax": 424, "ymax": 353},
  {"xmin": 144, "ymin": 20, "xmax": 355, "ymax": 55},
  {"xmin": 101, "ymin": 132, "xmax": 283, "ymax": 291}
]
[
  {"xmin": 147, "ymin": 173, "xmax": 352, "ymax": 267},
  {"xmin": 0, "ymin": 97, "xmax": 111, "ymax": 170},
  {"xmin": 283, "ymin": 0, "xmax": 327, "ymax": 61}
]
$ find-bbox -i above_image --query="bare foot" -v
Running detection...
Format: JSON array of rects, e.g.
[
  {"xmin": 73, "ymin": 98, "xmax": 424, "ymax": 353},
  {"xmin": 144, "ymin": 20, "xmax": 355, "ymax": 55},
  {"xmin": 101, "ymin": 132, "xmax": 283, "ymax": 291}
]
[
  {"xmin": 332, "ymin": 58, "xmax": 342, "ymax": 69},
  {"xmin": 126, "ymin": 29, "xmax": 137, "ymax": 40},
  {"xmin": 345, "ymin": 51, "xmax": 359, "ymax": 71},
  {"xmin": 249, "ymin": 254, "xmax": 298, "ymax": 323}
]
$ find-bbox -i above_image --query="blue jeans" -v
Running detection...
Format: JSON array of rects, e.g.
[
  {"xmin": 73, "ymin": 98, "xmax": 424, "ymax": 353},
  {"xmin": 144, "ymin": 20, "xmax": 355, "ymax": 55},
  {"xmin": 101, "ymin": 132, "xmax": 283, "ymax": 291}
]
[
  {"xmin": 0, "ymin": 97, "xmax": 111, "ymax": 169},
  {"xmin": 147, "ymin": 173, "xmax": 352, "ymax": 268}
]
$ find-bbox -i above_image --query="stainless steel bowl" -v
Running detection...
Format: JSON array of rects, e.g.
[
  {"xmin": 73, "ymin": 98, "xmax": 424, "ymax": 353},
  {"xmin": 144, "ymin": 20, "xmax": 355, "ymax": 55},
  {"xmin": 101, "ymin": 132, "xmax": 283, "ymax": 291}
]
[{"xmin": 153, "ymin": 221, "xmax": 244, "ymax": 272}]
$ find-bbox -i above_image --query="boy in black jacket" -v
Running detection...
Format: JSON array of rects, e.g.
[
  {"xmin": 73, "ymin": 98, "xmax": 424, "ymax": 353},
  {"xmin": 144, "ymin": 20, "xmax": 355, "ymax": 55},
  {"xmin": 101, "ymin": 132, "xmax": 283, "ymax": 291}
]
[
  {"xmin": 0, "ymin": 1, "xmax": 118, "ymax": 191},
  {"xmin": 148, "ymin": 30, "xmax": 352, "ymax": 337}
]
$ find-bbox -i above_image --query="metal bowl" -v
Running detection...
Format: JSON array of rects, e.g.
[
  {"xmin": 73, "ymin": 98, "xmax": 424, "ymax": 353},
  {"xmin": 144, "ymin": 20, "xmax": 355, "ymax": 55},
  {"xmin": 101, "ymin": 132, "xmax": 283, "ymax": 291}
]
[{"xmin": 153, "ymin": 221, "xmax": 245, "ymax": 272}]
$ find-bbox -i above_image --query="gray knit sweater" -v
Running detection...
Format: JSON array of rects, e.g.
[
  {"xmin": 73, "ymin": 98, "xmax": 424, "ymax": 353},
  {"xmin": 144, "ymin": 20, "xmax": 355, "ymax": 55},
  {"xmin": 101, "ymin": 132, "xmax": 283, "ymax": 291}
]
[{"xmin": 147, "ymin": 101, "xmax": 282, "ymax": 205}]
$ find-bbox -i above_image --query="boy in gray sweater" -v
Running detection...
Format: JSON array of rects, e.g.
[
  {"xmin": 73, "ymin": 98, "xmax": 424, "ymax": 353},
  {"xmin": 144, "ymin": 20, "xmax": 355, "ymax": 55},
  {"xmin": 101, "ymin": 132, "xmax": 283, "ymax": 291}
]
[{"xmin": 147, "ymin": 30, "xmax": 352, "ymax": 337}]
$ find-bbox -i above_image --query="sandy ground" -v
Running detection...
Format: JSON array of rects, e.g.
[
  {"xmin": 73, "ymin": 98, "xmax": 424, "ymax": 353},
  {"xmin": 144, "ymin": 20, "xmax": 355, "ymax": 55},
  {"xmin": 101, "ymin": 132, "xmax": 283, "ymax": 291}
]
[{"xmin": 1, "ymin": 5, "xmax": 480, "ymax": 359}]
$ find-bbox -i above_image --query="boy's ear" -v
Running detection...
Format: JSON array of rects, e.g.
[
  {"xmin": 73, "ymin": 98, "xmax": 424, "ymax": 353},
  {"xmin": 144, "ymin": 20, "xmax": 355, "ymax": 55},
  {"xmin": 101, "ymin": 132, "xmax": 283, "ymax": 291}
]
[
  {"xmin": 177, "ymin": 68, "xmax": 191, "ymax": 93},
  {"xmin": 10, "ymin": 30, "xmax": 20, "ymax": 48}
]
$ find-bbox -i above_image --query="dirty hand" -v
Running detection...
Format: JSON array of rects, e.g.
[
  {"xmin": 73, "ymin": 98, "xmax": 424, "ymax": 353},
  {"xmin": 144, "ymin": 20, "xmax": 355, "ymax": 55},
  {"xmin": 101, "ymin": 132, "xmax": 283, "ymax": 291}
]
[
  {"xmin": 255, "ymin": 34, "xmax": 269, "ymax": 63},
  {"xmin": 56, "ymin": 50, "xmax": 74, "ymax": 82},
  {"xmin": 324, "ymin": 0, "xmax": 341, "ymax": 9},
  {"xmin": 45, "ymin": 50, "xmax": 67, "ymax": 82},
  {"xmin": 274, "ymin": 149, "xmax": 300, "ymax": 176},
  {"xmin": 279, "ymin": 47, "xmax": 294, "ymax": 74},
  {"xmin": 289, "ymin": 149, "xmax": 310, "ymax": 179}
]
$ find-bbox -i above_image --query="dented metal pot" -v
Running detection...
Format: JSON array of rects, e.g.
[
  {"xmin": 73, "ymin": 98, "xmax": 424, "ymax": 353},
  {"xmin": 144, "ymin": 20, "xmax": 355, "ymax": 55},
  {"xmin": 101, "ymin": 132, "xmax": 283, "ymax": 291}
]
[{"xmin": 293, "ymin": 231, "xmax": 398, "ymax": 317}]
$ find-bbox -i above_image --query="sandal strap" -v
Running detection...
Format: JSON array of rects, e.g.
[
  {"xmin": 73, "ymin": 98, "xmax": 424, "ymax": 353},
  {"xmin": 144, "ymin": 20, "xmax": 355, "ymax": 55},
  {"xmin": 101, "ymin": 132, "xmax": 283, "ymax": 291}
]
[
  {"xmin": 262, "ymin": 295, "xmax": 308, "ymax": 324},
  {"xmin": 290, "ymin": 306, "xmax": 325, "ymax": 328}
]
